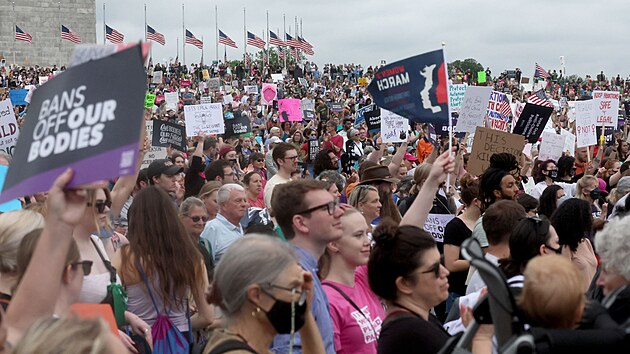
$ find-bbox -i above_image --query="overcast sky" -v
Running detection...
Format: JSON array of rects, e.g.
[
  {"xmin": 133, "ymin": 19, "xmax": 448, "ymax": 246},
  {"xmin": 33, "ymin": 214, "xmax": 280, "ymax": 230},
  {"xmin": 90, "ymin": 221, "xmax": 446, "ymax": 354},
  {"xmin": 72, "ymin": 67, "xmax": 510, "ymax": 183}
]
[{"xmin": 94, "ymin": 0, "xmax": 630, "ymax": 78}]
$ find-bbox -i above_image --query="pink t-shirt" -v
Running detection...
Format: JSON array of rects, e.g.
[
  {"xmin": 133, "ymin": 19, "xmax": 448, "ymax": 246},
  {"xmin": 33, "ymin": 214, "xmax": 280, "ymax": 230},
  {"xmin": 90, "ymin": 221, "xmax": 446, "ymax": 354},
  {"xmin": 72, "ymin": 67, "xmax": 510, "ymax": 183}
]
[{"xmin": 322, "ymin": 266, "xmax": 385, "ymax": 354}]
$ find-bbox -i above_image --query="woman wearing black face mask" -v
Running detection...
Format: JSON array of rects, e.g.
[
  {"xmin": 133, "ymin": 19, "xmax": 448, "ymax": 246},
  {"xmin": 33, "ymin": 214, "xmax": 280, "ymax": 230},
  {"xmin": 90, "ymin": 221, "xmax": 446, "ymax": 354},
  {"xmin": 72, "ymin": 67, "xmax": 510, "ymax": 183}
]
[
  {"xmin": 204, "ymin": 235, "xmax": 324, "ymax": 354},
  {"xmin": 530, "ymin": 159, "xmax": 576, "ymax": 199},
  {"xmin": 576, "ymin": 175, "xmax": 608, "ymax": 220}
]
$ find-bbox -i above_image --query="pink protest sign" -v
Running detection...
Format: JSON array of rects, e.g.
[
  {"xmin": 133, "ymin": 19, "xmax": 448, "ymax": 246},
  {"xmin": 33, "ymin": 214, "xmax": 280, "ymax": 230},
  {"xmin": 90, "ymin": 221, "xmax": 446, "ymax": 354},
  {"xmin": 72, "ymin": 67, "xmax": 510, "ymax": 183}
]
[
  {"xmin": 278, "ymin": 98, "xmax": 302, "ymax": 122},
  {"xmin": 261, "ymin": 83, "xmax": 277, "ymax": 105}
]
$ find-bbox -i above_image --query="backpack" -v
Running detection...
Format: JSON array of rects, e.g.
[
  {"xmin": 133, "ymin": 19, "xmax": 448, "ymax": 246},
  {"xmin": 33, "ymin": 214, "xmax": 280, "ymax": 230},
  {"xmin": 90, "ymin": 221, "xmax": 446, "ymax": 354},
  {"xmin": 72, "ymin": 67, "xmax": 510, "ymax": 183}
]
[{"xmin": 138, "ymin": 263, "xmax": 192, "ymax": 354}]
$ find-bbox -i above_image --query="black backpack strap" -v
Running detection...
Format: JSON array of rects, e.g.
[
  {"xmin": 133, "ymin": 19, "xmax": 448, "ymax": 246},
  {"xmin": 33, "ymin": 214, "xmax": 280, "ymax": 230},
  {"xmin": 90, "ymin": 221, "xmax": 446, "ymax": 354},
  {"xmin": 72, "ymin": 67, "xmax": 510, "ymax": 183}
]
[
  {"xmin": 207, "ymin": 339, "xmax": 257, "ymax": 354},
  {"xmin": 90, "ymin": 237, "xmax": 117, "ymax": 283},
  {"xmin": 322, "ymin": 282, "xmax": 376, "ymax": 334}
]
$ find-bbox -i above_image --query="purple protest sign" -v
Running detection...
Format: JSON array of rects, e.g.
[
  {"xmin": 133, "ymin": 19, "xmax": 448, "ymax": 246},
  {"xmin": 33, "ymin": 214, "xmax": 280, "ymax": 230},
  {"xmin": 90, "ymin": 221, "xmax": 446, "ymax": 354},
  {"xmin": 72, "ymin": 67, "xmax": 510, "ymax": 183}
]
[{"xmin": 278, "ymin": 98, "xmax": 302, "ymax": 122}]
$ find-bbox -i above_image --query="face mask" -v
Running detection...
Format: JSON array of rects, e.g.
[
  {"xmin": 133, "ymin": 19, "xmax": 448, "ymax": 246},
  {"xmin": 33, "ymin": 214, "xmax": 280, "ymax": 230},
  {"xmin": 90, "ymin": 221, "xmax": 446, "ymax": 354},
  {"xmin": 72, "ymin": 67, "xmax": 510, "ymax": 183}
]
[
  {"xmin": 548, "ymin": 170, "xmax": 558, "ymax": 180},
  {"xmin": 589, "ymin": 187, "xmax": 601, "ymax": 200},
  {"xmin": 261, "ymin": 292, "xmax": 307, "ymax": 334},
  {"xmin": 387, "ymin": 146, "xmax": 395, "ymax": 154}
]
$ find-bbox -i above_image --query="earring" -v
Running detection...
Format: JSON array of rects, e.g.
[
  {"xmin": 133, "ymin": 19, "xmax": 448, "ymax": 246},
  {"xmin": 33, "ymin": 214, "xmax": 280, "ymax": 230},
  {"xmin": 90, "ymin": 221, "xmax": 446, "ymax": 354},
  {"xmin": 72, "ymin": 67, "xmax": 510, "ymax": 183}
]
[{"xmin": 251, "ymin": 307, "xmax": 261, "ymax": 317}]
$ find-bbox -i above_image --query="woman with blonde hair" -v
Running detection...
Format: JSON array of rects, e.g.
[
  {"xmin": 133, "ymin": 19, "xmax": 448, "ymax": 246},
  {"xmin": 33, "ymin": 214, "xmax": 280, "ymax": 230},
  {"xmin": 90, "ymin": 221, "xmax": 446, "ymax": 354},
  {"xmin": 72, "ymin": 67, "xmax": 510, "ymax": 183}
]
[
  {"xmin": 198, "ymin": 181, "xmax": 223, "ymax": 220},
  {"xmin": 348, "ymin": 185, "xmax": 381, "ymax": 233},
  {"xmin": 576, "ymin": 175, "xmax": 606, "ymax": 219},
  {"xmin": 0, "ymin": 210, "xmax": 44, "ymax": 310}
]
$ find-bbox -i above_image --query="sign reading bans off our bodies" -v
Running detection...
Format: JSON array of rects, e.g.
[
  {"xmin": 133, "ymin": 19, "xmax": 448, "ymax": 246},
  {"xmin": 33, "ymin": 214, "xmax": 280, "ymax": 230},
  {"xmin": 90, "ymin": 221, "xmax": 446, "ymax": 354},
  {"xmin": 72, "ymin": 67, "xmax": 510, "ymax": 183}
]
[
  {"xmin": 0, "ymin": 45, "xmax": 146, "ymax": 203},
  {"xmin": 468, "ymin": 126, "xmax": 526, "ymax": 176}
]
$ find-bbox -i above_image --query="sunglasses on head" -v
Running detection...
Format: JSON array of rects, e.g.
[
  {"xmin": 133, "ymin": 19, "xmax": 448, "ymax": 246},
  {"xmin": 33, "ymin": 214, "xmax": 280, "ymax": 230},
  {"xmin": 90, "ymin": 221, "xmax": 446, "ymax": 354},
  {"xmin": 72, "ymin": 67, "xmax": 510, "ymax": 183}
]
[{"xmin": 88, "ymin": 200, "xmax": 112, "ymax": 213}]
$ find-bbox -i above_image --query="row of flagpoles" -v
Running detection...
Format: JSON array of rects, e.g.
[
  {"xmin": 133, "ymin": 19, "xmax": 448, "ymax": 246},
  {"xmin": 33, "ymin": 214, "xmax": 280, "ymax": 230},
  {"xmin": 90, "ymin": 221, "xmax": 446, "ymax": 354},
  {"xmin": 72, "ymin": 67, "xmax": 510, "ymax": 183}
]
[{"xmin": 12, "ymin": 4, "xmax": 315, "ymax": 68}]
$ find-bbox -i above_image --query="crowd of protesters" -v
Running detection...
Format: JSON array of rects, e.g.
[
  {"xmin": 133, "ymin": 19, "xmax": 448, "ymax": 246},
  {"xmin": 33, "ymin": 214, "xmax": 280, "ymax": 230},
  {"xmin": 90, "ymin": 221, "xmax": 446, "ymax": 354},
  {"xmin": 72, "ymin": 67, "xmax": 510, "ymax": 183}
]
[{"xmin": 1, "ymin": 52, "xmax": 630, "ymax": 354}]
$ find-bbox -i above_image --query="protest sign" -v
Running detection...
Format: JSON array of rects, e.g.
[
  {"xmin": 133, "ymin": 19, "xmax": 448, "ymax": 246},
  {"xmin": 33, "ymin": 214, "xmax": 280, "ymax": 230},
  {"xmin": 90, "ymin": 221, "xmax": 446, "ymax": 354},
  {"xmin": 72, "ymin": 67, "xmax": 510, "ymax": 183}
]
[
  {"xmin": 423, "ymin": 214, "xmax": 455, "ymax": 243},
  {"xmin": 261, "ymin": 83, "xmax": 277, "ymax": 105},
  {"xmin": 271, "ymin": 73, "xmax": 284, "ymax": 82},
  {"xmin": 301, "ymin": 99, "xmax": 315, "ymax": 120},
  {"xmin": 180, "ymin": 79, "xmax": 191, "ymax": 87},
  {"xmin": 331, "ymin": 102, "xmax": 344, "ymax": 113},
  {"xmin": 512, "ymin": 103, "xmax": 553, "ymax": 143},
  {"xmin": 449, "ymin": 84, "xmax": 467, "ymax": 112},
  {"xmin": 164, "ymin": 92, "xmax": 178, "ymax": 110},
  {"xmin": 142, "ymin": 121, "xmax": 167, "ymax": 169},
  {"xmin": 224, "ymin": 115, "xmax": 252, "ymax": 138},
  {"xmin": 0, "ymin": 165, "xmax": 21, "ymax": 212},
  {"xmin": 183, "ymin": 103, "xmax": 225, "ymax": 136},
  {"xmin": 575, "ymin": 100, "xmax": 597, "ymax": 148},
  {"xmin": 0, "ymin": 45, "xmax": 146, "ymax": 203},
  {"xmin": 152, "ymin": 71, "xmax": 163, "ymax": 84},
  {"xmin": 24, "ymin": 85, "xmax": 36, "ymax": 104},
  {"xmin": 244, "ymin": 85, "xmax": 258, "ymax": 94},
  {"xmin": 0, "ymin": 99, "xmax": 20, "ymax": 156},
  {"xmin": 455, "ymin": 86, "xmax": 491, "ymax": 133},
  {"xmin": 308, "ymin": 139, "xmax": 319, "ymax": 161},
  {"xmin": 202, "ymin": 69, "xmax": 210, "ymax": 80},
  {"xmin": 144, "ymin": 93, "xmax": 156, "ymax": 108},
  {"xmin": 68, "ymin": 43, "xmax": 150, "ymax": 67},
  {"xmin": 596, "ymin": 126, "xmax": 615, "ymax": 145},
  {"xmin": 200, "ymin": 96, "xmax": 212, "ymax": 104},
  {"xmin": 355, "ymin": 104, "xmax": 375, "ymax": 126},
  {"xmin": 365, "ymin": 107, "xmax": 382, "ymax": 133},
  {"xmin": 488, "ymin": 118, "xmax": 509, "ymax": 132},
  {"xmin": 477, "ymin": 71, "xmax": 486, "ymax": 84},
  {"xmin": 9, "ymin": 89, "xmax": 28, "ymax": 106},
  {"xmin": 381, "ymin": 109, "xmax": 410, "ymax": 143},
  {"xmin": 486, "ymin": 91, "xmax": 506, "ymax": 120},
  {"xmin": 567, "ymin": 101, "xmax": 577, "ymax": 123},
  {"xmin": 592, "ymin": 90, "xmax": 620, "ymax": 128},
  {"xmin": 39, "ymin": 76, "xmax": 49, "ymax": 85},
  {"xmin": 560, "ymin": 129, "xmax": 576, "ymax": 156},
  {"xmin": 222, "ymin": 94, "xmax": 234, "ymax": 105},
  {"xmin": 538, "ymin": 132, "xmax": 565, "ymax": 162},
  {"xmin": 358, "ymin": 77, "xmax": 368, "ymax": 86},
  {"xmin": 208, "ymin": 78, "xmax": 220, "ymax": 91},
  {"xmin": 298, "ymin": 77, "xmax": 308, "ymax": 88},
  {"xmin": 278, "ymin": 99, "xmax": 302, "ymax": 122},
  {"xmin": 468, "ymin": 127, "xmax": 526, "ymax": 176},
  {"xmin": 151, "ymin": 120, "xmax": 186, "ymax": 152},
  {"xmin": 367, "ymin": 49, "xmax": 449, "ymax": 125}
]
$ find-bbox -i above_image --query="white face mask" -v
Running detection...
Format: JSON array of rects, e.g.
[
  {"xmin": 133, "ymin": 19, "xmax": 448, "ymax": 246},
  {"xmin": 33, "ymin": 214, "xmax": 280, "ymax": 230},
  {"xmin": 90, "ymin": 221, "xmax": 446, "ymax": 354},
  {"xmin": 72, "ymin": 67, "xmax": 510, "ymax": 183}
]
[{"xmin": 387, "ymin": 146, "xmax": 395, "ymax": 154}]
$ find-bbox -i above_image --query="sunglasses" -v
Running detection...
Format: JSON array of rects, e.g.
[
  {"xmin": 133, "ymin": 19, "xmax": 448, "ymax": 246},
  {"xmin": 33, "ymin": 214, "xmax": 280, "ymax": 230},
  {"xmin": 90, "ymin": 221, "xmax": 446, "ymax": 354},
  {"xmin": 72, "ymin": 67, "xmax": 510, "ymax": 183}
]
[
  {"xmin": 71, "ymin": 260, "xmax": 93, "ymax": 276},
  {"xmin": 186, "ymin": 215, "xmax": 210, "ymax": 223},
  {"xmin": 256, "ymin": 159, "xmax": 264, "ymax": 162},
  {"xmin": 419, "ymin": 255, "xmax": 445, "ymax": 278},
  {"xmin": 88, "ymin": 200, "xmax": 112, "ymax": 213}
]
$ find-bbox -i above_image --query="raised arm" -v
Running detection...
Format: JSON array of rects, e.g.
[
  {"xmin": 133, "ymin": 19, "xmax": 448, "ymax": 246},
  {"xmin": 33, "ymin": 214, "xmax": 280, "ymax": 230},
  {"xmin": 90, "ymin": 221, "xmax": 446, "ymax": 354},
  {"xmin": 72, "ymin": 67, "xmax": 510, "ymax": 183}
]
[
  {"xmin": 387, "ymin": 141, "xmax": 408, "ymax": 177},
  {"xmin": 400, "ymin": 149, "xmax": 455, "ymax": 227}
]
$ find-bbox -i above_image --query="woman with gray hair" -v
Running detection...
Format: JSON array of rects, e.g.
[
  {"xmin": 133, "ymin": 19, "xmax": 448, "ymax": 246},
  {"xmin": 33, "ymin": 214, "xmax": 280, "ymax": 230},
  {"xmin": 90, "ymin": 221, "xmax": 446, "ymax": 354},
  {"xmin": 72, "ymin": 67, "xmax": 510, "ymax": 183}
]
[
  {"xmin": 179, "ymin": 197, "xmax": 214, "ymax": 282},
  {"xmin": 345, "ymin": 128, "xmax": 364, "ymax": 170},
  {"xmin": 204, "ymin": 235, "xmax": 324, "ymax": 354},
  {"xmin": 595, "ymin": 217, "xmax": 630, "ymax": 324}
]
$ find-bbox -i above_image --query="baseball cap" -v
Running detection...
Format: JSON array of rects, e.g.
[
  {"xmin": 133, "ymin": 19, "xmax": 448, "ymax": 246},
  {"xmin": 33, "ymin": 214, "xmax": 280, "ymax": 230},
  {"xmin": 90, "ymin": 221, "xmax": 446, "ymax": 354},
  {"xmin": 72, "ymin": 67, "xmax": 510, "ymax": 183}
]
[
  {"xmin": 147, "ymin": 159, "xmax": 183, "ymax": 181},
  {"xmin": 404, "ymin": 152, "xmax": 418, "ymax": 162}
]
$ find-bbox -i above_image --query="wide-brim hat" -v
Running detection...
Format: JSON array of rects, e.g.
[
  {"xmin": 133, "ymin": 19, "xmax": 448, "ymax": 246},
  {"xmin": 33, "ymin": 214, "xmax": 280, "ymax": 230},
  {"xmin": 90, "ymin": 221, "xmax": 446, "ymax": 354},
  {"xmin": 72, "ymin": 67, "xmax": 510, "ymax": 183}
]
[{"xmin": 359, "ymin": 165, "xmax": 399, "ymax": 185}]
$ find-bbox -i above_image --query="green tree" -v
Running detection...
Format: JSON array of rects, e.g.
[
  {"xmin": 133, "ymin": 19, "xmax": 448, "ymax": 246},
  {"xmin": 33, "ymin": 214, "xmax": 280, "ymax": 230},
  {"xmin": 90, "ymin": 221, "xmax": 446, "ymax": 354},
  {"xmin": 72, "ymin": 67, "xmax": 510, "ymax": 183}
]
[{"xmin": 449, "ymin": 58, "xmax": 485, "ymax": 76}]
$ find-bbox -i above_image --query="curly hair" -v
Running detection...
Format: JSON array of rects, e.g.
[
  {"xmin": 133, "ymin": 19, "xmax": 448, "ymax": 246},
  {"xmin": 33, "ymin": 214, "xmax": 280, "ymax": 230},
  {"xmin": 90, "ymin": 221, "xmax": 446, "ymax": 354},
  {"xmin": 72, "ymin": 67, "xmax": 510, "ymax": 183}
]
[
  {"xmin": 550, "ymin": 198, "xmax": 592, "ymax": 252},
  {"xmin": 489, "ymin": 152, "xmax": 519, "ymax": 172},
  {"xmin": 313, "ymin": 148, "xmax": 337, "ymax": 177},
  {"xmin": 538, "ymin": 185, "xmax": 563, "ymax": 219}
]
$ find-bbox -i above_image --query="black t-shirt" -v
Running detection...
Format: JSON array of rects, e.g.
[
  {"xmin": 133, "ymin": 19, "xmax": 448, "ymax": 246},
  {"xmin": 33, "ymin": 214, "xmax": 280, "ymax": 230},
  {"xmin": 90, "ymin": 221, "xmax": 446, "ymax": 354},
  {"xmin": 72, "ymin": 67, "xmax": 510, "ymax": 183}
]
[
  {"xmin": 443, "ymin": 217, "xmax": 472, "ymax": 296},
  {"xmin": 377, "ymin": 312, "xmax": 450, "ymax": 354}
]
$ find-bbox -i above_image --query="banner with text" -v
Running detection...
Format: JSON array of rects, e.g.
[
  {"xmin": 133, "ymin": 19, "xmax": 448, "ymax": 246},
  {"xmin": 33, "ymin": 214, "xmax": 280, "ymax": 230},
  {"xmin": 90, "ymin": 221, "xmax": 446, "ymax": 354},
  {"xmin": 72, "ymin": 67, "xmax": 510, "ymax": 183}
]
[
  {"xmin": 512, "ymin": 103, "xmax": 553, "ymax": 143},
  {"xmin": 381, "ymin": 109, "xmax": 410, "ymax": 143},
  {"xmin": 151, "ymin": 120, "xmax": 186, "ymax": 152},
  {"xmin": 183, "ymin": 103, "xmax": 225, "ymax": 136},
  {"xmin": 468, "ymin": 126, "xmax": 526, "ymax": 176},
  {"xmin": 0, "ymin": 99, "xmax": 20, "ymax": 156},
  {"xmin": 592, "ymin": 90, "xmax": 620, "ymax": 128},
  {"xmin": 455, "ymin": 86, "xmax": 492, "ymax": 133},
  {"xmin": 575, "ymin": 100, "xmax": 597, "ymax": 148}
]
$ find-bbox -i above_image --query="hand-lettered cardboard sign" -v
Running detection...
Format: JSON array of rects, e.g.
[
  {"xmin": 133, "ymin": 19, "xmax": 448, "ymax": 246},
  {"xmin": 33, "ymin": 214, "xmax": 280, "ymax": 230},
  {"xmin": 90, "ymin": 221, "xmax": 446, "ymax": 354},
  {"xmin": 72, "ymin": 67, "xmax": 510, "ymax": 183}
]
[{"xmin": 468, "ymin": 127, "xmax": 526, "ymax": 176}]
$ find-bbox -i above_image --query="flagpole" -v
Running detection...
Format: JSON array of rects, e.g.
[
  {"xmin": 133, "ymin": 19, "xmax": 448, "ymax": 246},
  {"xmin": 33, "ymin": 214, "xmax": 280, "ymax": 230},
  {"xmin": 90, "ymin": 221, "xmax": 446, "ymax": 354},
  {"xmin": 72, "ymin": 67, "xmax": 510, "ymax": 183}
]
[
  {"xmin": 103, "ymin": 2, "xmax": 106, "ymax": 44},
  {"xmin": 201, "ymin": 36, "xmax": 204, "ymax": 65},
  {"xmin": 182, "ymin": 3, "xmax": 185, "ymax": 66},
  {"xmin": 145, "ymin": 3, "xmax": 151, "ymax": 62},
  {"xmin": 442, "ymin": 42, "xmax": 453, "ymax": 193},
  {"xmin": 215, "ymin": 5, "xmax": 218, "ymax": 64},
  {"xmin": 266, "ymin": 11, "xmax": 269, "ymax": 69},
  {"xmin": 243, "ymin": 7, "xmax": 247, "ymax": 69},
  {"xmin": 12, "ymin": 2, "xmax": 15, "ymax": 66},
  {"xmin": 58, "ymin": 2, "xmax": 61, "ymax": 66},
  {"xmin": 283, "ymin": 14, "xmax": 286, "ymax": 70}
]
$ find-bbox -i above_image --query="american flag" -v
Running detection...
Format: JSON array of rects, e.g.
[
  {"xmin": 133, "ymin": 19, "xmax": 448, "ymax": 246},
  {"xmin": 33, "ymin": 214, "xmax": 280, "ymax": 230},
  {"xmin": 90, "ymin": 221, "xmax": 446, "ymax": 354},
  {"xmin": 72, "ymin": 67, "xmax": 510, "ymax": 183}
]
[
  {"xmin": 269, "ymin": 31, "xmax": 285, "ymax": 46},
  {"xmin": 527, "ymin": 89, "xmax": 554, "ymax": 107},
  {"xmin": 218, "ymin": 30, "xmax": 237, "ymax": 49},
  {"xmin": 246, "ymin": 31, "xmax": 266, "ymax": 49},
  {"xmin": 285, "ymin": 33, "xmax": 300, "ymax": 48},
  {"xmin": 278, "ymin": 47, "xmax": 289, "ymax": 60},
  {"xmin": 15, "ymin": 26, "xmax": 32, "ymax": 43},
  {"xmin": 298, "ymin": 36, "xmax": 314, "ymax": 55},
  {"xmin": 534, "ymin": 63, "xmax": 550, "ymax": 79},
  {"xmin": 499, "ymin": 94, "xmax": 512, "ymax": 120},
  {"xmin": 147, "ymin": 25, "xmax": 165, "ymax": 45},
  {"xmin": 61, "ymin": 25, "xmax": 81, "ymax": 44},
  {"xmin": 105, "ymin": 25, "xmax": 124, "ymax": 44},
  {"xmin": 185, "ymin": 30, "xmax": 203, "ymax": 49}
]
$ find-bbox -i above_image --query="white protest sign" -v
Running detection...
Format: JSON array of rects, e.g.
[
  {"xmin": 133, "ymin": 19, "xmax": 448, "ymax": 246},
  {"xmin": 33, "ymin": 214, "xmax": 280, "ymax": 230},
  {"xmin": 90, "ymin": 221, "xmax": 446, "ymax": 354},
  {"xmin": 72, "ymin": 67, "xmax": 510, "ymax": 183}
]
[
  {"xmin": 222, "ymin": 94, "xmax": 234, "ymax": 105},
  {"xmin": 380, "ymin": 109, "xmax": 409, "ymax": 143},
  {"xmin": 423, "ymin": 214, "xmax": 455, "ymax": 243},
  {"xmin": 0, "ymin": 99, "xmax": 19, "ymax": 156},
  {"xmin": 141, "ymin": 121, "xmax": 167, "ymax": 169},
  {"xmin": 271, "ymin": 73, "xmax": 284, "ymax": 82},
  {"xmin": 24, "ymin": 85, "xmax": 36, "ymax": 104},
  {"xmin": 560, "ymin": 129, "xmax": 576, "ymax": 156},
  {"xmin": 152, "ymin": 71, "xmax": 163, "ymax": 84},
  {"xmin": 183, "ymin": 103, "xmax": 225, "ymax": 136},
  {"xmin": 538, "ymin": 132, "xmax": 565, "ymax": 162},
  {"xmin": 521, "ymin": 82, "xmax": 533, "ymax": 92},
  {"xmin": 38, "ymin": 76, "xmax": 49, "ymax": 85},
  {"xmin": 455, "ymin": 86, "xmax": 492, "ymax": 133},
  {"xmin": 448, "ymin": 84, "xmax": 467, "ymax": 112},
  {"xmin": 164, "ymin": 92, "xmax": 179, "ymax": 110},
  {"xmin": 592, "ymin": 90, "xmax": 620, "ymax": 128},
  {"xmin": 244, "ymin": 85, "xmax": 258, "ymax": 94},
  {"xmin": 200, "ymin": 96, "xmax": 212, "ymax": 104},
  {"xmin": 575, "ymin": 100, "xmax": 597, "ymax": 148},
  {"xmin": 567, "ymin": 101, "xmax": 576, "ymax": 123}
]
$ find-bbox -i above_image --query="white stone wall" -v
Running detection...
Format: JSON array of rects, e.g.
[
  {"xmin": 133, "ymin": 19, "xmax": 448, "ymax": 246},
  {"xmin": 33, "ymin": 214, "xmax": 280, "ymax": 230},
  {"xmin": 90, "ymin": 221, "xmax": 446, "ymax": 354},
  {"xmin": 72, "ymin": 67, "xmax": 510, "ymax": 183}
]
[{"xmin": 0, "ymin": 0, "xmax": 96, "ymax": 67}]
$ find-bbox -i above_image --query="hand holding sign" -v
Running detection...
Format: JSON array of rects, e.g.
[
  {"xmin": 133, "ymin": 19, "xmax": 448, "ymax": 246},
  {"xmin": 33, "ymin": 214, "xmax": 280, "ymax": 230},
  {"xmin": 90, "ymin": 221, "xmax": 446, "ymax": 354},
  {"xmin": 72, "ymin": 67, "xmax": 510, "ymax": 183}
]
[{"xmin": 46, "ymin": 168, "xmax": 89, "ymax": 226}]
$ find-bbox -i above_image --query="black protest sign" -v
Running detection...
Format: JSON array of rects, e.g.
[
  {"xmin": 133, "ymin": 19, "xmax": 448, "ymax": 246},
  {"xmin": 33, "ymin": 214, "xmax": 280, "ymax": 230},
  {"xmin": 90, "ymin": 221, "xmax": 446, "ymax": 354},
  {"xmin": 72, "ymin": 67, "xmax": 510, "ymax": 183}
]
[
  {"xmin": 596, "ymin": 126, "xmax": 615, "ymax": 145},
  {"xmin": 0, "ymin": 45, "xmax": 146, "ymax": 203},
  {"xmin": 365, "ymin": 106, "xmax": 382, "ymax": 133},
  {"xmin": 224, "ymin": 115, "xmax": 252, "ymax": 138},
  {"xmin": 512, "ymin": 103, "xmax": 553, "ymax": 143},
  {"xmin": 152, "ymin": 120, "xmax": 187, "ymax": 151},
  {"xmin": 308, "ymin": 139, "xmax": 319, "ymax": 162}
]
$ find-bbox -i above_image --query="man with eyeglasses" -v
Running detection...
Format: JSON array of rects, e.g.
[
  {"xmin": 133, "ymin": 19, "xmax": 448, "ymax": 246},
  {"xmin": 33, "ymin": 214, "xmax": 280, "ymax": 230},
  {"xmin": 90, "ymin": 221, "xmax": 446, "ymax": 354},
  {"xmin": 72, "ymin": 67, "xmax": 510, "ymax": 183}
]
[
  {"xmin": 200, "ymin": 184, "xmax": 248, "ymax": 263},
  {"xmin": 264, "ymin": 143, "xmax": 299, "ymax": 210},
  {"xmin": 271, "ymin": 180, "xmax": 344, "ymax": 354}
]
